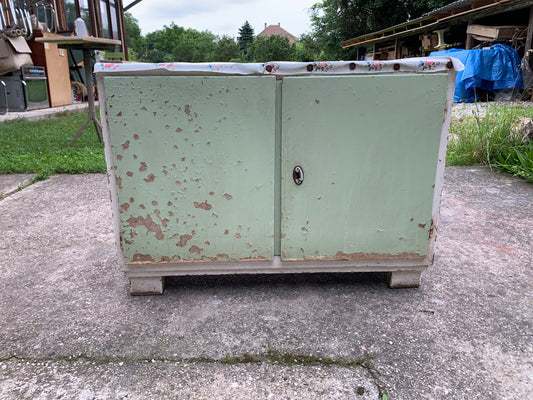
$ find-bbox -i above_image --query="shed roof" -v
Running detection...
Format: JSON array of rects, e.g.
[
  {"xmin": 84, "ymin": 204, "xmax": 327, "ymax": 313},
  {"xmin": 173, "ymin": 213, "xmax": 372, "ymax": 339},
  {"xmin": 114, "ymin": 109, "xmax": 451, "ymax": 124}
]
[{"xmin": 341, "ymin": 0, "xmax": 533, "ymax": 48}]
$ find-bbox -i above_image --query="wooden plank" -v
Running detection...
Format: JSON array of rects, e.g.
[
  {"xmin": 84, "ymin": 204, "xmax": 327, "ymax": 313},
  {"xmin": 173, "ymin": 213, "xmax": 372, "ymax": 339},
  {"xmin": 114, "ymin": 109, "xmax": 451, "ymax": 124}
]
[
  {"xmin": 466, "ymin": 24, "xmax": 527, "ymax": 40},
  {"xmin": 28, "ymin": 32, "xmax": 73, "ymax": 107},
  {"xmin": 526, "ymin": 6, "xmax": 533, "ymax": 52},
  {"xmin": 35, "ymin": 36, "xmax": 121, "ymax": 51}
]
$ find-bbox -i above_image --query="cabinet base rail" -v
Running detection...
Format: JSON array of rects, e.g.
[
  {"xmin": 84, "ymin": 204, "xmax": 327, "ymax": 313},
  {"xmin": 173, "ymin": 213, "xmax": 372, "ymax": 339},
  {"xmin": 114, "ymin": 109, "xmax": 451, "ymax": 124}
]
[{"xmin": 124, "ymin": 257, "xmax": 428, "ymax": 295}]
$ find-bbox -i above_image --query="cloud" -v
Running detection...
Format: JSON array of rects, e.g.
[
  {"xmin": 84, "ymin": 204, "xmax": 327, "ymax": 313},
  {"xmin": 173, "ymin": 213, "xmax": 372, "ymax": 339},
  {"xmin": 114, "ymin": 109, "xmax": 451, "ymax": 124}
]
[{"xmin": 128, "ymin": 0, "xmax": 315, "ymax": 37}]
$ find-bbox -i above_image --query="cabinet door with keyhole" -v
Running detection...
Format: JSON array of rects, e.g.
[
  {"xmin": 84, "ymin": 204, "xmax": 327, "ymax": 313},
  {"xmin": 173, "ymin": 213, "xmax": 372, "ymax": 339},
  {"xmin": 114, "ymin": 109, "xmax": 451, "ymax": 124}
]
[{"xmin": 280, "ymin": 74, "xmax": 449, "ymax": 261}]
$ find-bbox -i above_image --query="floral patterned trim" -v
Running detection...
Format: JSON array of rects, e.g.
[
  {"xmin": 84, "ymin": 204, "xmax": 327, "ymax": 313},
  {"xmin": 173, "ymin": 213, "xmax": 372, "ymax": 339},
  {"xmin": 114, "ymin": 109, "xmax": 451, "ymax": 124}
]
[
  {"xmin": 156, "ymin": 63, "xmax": 175, "ymax": 70},
  {"xmin": 98, "ymin": 63, "xmax": 120, "ymax": 71},
  {"xmin": 313, "ymin": 61, "xmax": 333, "ymax": 72},
  {"xmin": 420, "ymin": 60, "xmax": 441, "ymax": 71},
  {"xmin": 95, "ymin": 58, "xmax": 464, "ymax": 76},
  {"xmin": 208, "ymin": 63, "xmax": 234, "ymax": 72},
  {"xmin": 263, "ymin": 62, "xmax": 280, "ymax": 73},
  {"xmin": 367, "ymin": 61, "xmax": 383, "ymax": 71}
]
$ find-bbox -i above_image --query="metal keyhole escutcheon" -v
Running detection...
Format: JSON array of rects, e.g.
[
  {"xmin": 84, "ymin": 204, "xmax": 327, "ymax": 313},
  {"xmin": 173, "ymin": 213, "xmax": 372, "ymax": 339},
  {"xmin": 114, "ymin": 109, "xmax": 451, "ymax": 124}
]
[{"xmin": 293, "ymin": 166, "xmax": 304, "ymax": 185}]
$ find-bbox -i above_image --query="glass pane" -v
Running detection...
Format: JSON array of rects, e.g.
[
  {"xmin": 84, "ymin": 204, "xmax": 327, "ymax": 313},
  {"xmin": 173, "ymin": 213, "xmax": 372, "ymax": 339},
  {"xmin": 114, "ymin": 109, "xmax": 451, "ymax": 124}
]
[
  {"xmin": 100, "ymin": 0, "xmax": 110, "ymax": 38},
  {"xmin": 64, "ymin": 0, "xmax": 76, "ymax": 31},
  {"xmin": 109, "ymin": 0, "xmax": 119, "ymax": 40},
  {"xmin": 78, "ymin": 0, "xmax": 92, "ymax": 35}
]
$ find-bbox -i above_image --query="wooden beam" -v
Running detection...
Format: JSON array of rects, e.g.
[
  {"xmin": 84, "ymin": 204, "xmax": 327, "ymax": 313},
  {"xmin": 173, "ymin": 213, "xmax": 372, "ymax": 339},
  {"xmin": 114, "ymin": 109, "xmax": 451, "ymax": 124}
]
[
  {"xmin": 124, "ymin": 0, "xmax": 144, "ymax": 12},
  {"xmin": 526, "ymin": 6, "xmax": 533, "ymax": 52},
  {"xmin": 466, "ymin": 31, "xmax": 475, "ymax": 49},
  {"xmin": 526, "ymin": 6, "xmax": 533, "ymax": 71},
  {"xmin": 342, "ymin": 0, "xmax": 531, "ymax": 49}
]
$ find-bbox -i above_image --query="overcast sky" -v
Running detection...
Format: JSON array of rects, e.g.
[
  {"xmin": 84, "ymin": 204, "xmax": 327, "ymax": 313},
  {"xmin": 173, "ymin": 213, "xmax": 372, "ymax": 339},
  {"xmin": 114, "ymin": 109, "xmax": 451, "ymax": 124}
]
[{"xmin": 126, "ymin": 0, "xmax": 318, "ymax": 38}]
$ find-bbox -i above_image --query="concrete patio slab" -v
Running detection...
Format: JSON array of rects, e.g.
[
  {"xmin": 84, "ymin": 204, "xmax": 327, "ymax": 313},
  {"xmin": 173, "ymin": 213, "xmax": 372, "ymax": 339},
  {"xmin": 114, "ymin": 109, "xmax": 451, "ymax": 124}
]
[
  {"xmin": 0, "ymin": 174, "xmax": 35, "ymax": 198},
  {"xmin": 0, "ymin": 167, "xmax": 531, "ymax": 399}
]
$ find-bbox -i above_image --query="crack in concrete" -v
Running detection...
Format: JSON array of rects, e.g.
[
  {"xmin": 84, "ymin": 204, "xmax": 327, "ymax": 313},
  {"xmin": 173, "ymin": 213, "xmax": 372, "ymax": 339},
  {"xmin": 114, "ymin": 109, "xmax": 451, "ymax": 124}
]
[
  {"xmin": 0, "ymin": 175, "xmax": 41, "ymax": 201},
  {"xmin": 0, "ymin": 351, "xmax": 389, "ymax": 397}
]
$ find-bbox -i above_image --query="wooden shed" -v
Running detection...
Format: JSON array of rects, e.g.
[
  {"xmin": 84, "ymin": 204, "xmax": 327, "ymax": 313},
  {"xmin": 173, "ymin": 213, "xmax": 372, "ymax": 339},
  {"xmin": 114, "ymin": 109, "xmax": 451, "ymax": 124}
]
[{"xmin": 341, "ymin": 0, "xmax": 533, "ymax": 66}]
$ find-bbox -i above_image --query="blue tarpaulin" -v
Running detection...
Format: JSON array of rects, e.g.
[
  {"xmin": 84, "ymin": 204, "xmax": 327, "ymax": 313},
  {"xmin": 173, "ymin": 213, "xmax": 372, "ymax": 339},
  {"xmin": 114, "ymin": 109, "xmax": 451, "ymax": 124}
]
[{"xmin": 431, "ymin": 44, "xmax": 522, "ymax": 102}]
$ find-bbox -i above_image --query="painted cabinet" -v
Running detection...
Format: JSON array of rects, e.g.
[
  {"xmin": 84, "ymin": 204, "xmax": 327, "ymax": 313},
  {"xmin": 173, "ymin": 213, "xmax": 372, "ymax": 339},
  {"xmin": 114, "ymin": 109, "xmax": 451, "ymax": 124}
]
[
  {"xmin": 280, "ymin": 75, "xmax": 447, "ymax": 261},
  {"xmin": 97, "ymin": 60, "xmax": 458, "ymax": 294}
]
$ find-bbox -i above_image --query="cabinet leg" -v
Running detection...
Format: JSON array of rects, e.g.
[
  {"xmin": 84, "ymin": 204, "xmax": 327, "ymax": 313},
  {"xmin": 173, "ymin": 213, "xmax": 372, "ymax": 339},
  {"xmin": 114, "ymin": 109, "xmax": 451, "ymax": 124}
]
[
  {"xmin": 387, "ymin": 270, "xmax": 422, "ymax": 288},
  {"xmin": 130, "ymin": 277, "xmax": 165, "ymax": 295}
]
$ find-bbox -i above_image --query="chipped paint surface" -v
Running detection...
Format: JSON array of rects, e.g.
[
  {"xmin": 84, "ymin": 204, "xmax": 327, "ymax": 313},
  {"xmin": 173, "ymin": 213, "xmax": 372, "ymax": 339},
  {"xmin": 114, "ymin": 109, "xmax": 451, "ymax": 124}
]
[
  {"xmin": 104, "ymin": 76, "xmax": 276, "ymax": 262},
  {"xmin": 102, "ymin": 72, "xmax": 451, "ymax": 268},
  {"xmin": 280, "ymin": 74, "xmax": 448, "ymax": 260}
]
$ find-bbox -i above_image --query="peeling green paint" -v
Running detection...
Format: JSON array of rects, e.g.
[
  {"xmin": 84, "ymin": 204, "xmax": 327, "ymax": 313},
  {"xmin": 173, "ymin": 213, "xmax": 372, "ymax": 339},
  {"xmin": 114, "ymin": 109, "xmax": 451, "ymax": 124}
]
[
  {"xmin": 102, "ymin": 72, "xmax": 449, "ymax": 268},
  {"xmin": 280, "ymin": 74, "xmax": 448, "ymax": 260},
  {"xmin": 104, "ymin": 76, "xmax": 277, "ymax": 262}
]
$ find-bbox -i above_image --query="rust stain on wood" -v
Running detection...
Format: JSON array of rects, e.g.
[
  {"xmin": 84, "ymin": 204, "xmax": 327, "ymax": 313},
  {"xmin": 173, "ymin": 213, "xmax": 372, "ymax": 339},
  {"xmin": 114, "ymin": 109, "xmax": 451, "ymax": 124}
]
[
  {"xmin": 285, "ymin": 251, "xmax": 426, "ymax": 262},
  {"xmin": 127, "ymin": 215, "xmax": 164, "ymax": 240},
  {"xmin": 144, "ymin": 174, "xmax": 155, "ymax": 183},
  {"xmin": 132, "ymin": 253, "xmax": 154, "ymax": 262},
  {"xmin": 194, "ymin": 200, "xmax": 212, "ymax": 210},
  {"xmin": 176, "ymin": 234, "xmax": 193, "ymax": 247},
  {"xmin": 189, "ymin": 245, "xmax": 202, "ymax": 254}
]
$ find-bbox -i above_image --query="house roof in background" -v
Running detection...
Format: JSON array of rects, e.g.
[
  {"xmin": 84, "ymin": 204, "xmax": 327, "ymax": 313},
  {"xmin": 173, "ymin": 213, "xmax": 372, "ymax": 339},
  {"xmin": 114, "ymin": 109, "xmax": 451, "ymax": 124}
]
[
  {"xmin": 341, "ymin": 0, "xmax": 533, "ymax": 48},
  {"xmin": 258, "ymin": 23, "xmax": 299, "ymax": 44}
]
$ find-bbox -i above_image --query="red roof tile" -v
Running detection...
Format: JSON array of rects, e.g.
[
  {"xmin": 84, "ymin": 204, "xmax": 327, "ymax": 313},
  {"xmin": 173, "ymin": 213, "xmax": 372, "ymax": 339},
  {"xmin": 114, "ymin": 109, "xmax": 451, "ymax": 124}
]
[{"xmin": 258, "ymin": 23, "xmax": 298, "ymax": 44}]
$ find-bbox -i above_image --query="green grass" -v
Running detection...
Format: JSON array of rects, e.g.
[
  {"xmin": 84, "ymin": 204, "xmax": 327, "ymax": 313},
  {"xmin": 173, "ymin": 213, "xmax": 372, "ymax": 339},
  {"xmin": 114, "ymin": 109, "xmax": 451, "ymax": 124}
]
[
  {"xmin": 1, "ymin": 105, "xmax": 532, "ymax": 184},
  {"xmin": 0, "ymin": 111, "xmax": 106, "ymax": 181},
  {"xmin": 448, "ymin": 104, "xmax": 533, "ymax": 182}
]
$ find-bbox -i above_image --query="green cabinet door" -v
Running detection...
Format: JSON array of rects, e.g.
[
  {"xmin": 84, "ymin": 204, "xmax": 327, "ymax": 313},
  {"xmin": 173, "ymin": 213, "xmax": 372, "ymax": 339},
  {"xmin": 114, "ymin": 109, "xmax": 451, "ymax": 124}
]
[
  {"xmin": 104, "ymin": 76, "xmax": 277, "ymax": 263},
  {"xmin": 280, "ymin": 74, "xmax": 448, "ymax": 261}
]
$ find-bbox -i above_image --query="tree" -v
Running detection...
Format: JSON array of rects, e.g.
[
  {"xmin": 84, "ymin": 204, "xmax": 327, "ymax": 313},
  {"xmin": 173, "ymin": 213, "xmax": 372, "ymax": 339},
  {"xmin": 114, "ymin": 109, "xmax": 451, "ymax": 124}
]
[
  {"xmin": 211, "ymin": 36, "xmax": 242, "ymax": 62},
  {"xmin": 237, "ymin": 21, "xmax": 254, "ymax": 59},
  {"xmin": 123, "ymin": 12, "xmax": 143, "ymax": 60},
  {"xmin": 144, "ymin": 23, "xmax": 186, "ymax": 62},
  {"xmin": 249, "ymin": 35, "xmax": 295, "ymax": 62},
  {"xmin": 309, "ymin": 0, "xmax": 457, "ymax": 60},
  {"xmin": 294, "ymin": 34, "xmax": 323, "ymax": 61},
  {"xmin": 173, "ymin": 29, "xmax": 216, "ymax": 62}
]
